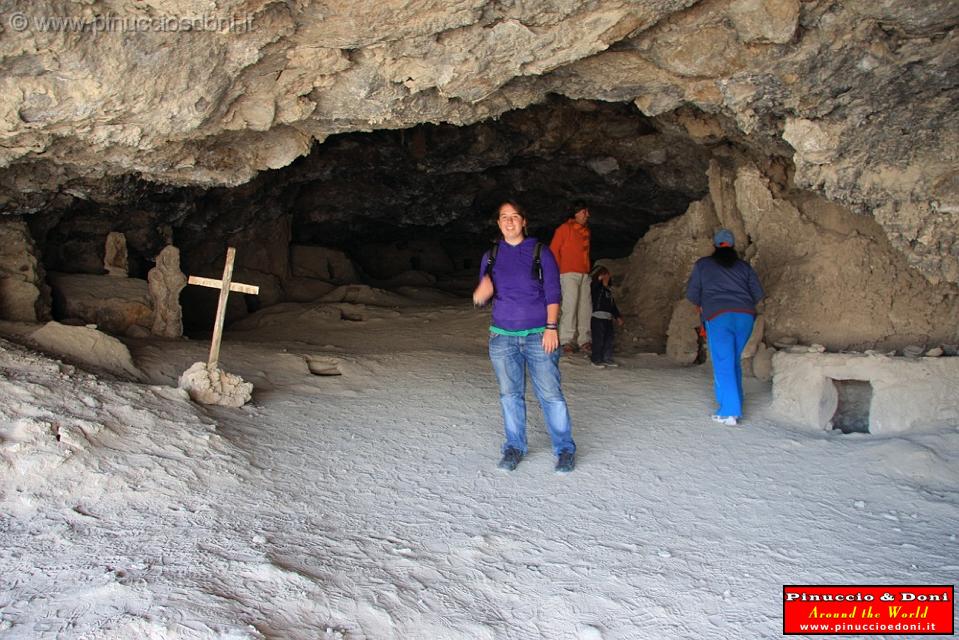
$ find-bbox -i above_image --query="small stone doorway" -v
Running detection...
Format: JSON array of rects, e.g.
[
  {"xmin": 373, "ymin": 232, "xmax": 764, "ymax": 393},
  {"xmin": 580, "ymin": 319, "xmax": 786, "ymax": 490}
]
[{"xmin": 830, "ymin": 379, "xmax": 873, "ymax": 434}]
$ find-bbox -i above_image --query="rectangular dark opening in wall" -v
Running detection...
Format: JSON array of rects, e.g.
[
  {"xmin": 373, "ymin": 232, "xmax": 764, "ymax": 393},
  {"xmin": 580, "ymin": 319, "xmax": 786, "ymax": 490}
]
[{"xmin": 830, "ymin": 379, "xmax": 873, "ymax": 434}]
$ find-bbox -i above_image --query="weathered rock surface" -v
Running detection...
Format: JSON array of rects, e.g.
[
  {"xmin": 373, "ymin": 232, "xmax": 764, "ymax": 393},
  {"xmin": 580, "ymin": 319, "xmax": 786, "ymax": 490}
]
[
  {"xmin": 0, "ymin": 1, "xmax": 955, "ymax": 285},
  {"xmin": 48, "ymin": 272, "xmax": 153, "ymax": 336},
  {"xmin": 291, "ymin": 246, "xmax": 360, "ymax": 283},
  {"xmin": 620, "ymin": 198, "xmax": 716, "ymax": 347},
  {"xmin": 621, "ymin": 157, "xmax": 959, "ymax": 352},
  {"xmin": 665, "ymin": 298, "xmax": 701, "ymax": 365},
  {"xmin": 0, "ymin": 218, "xmax": 50, "ymax": 321},
  {"xmin": 103, "ymin": 231, "xmax": 129, "ymax": 277},
  {"xmin": 31, "ymin": 321, "xmax": 143, "ymax": 379},
  {"xmin": 178, "ymin": 362, "xmax": 252, "ymax": 408},
  {"xmin": 283, "ymin": 278, "xmax": 337, "ymax": 303},
  {"xmin": 752, "ymin": 343, "xmax": 774, "ymax": 381}
]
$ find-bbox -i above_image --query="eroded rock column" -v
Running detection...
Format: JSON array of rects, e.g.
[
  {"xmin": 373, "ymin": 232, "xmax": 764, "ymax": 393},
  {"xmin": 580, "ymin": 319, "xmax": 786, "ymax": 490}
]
[
  {"xmin": 148, "ymin": 245, "xmax": 187, "ymax": 338},
  {"xmin": 0, "ymin": 218, "xmax": 50, "ymax": 322}
]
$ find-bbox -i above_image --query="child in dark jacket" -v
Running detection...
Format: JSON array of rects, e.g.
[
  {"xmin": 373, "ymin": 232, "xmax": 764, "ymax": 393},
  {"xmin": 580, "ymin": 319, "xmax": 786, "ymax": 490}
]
[{"xmin": 590, "ymin": 266, "xmax": 623, "ymax": 367}]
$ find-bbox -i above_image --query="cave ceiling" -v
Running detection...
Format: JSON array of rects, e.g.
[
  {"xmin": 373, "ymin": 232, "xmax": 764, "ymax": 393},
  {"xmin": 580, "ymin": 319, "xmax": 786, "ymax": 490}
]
[{"xmin": 0, "ymin": 0, "xmax": 957, "ymax": 282}]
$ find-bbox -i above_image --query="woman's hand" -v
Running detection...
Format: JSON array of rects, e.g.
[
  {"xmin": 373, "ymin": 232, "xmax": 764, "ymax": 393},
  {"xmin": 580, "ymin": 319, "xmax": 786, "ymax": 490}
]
[
  {"xmin": 542, "ymin": 328, "xmax": 559, "ymax": 353},
  {"xmin": 472, "ymin": 275, "xmax": 494, "ymax": 306}
]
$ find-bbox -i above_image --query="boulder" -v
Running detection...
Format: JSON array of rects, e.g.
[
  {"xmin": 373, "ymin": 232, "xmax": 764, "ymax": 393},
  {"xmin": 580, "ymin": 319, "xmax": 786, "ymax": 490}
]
[
  {"xmin": 752, "ymin": 343, "xmax": 774, "ymax": 381},
  {"xmin": 284, "ymin": 277, "xmax": 338, "ymax": 303},
  {"xmin": 31, "ymin": 321, "xmax": 142, "ymax": 379},
  {"xmin": 291, "ymin": 245, "xmax": 360, "ymax": 283},
  {"xmin": 178, "ymin": 362, "xmax": 252, "ymax": 407},
  {"xmin": 48, "ymin": 272, "xmax": 152, "ymax": 336},
  {"xmin": 741, "ymin": 314, "xmax": 765, "ymax": 359}
]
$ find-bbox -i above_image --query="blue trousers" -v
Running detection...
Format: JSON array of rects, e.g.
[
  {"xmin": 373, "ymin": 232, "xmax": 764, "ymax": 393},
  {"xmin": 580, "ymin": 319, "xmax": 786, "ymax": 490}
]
[
  {"xmin": 705, "ymin": 312, "xmax": 755, "ymax": 418},
  {"xmin": 489, "ymin": 332, "xmax": 575, "ymax": 455}
]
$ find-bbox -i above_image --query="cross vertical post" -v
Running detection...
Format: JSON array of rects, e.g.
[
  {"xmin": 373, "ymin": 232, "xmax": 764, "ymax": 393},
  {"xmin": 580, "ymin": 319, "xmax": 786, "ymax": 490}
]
[
  {"xmin": 207, "ymin": 246, "xmax": 235, "ymax": 369},
  {"xmin": 187, "ymin": 247, "xmax": 260, "ymax": 371}
]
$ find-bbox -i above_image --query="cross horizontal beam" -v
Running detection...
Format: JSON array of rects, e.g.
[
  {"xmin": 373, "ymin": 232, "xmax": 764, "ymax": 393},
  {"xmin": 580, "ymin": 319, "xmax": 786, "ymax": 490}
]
[
  {"xmin": 187, "ymin": 247, "xmax": 260, "ymax": 370},
  {"xmin": 187, "ymin": 276, "xmax": 260, "ymax": 295}
]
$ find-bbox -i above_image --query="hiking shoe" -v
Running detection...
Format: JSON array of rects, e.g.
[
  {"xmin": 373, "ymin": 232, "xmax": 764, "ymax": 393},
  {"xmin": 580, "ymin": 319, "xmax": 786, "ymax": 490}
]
[
  {"xmin": 498, "ymin": 447, "xmax": 523, "ymax": 471},
  {"xmin": 590, "ymin": 361, "xmax": 606, "ymax": 368},
  {"xmin": 562, "ymin": 343, "xmax": 577, "ymax": 355},
  {"xmin": 555, "ymin": 451, "xmax": 575, "ymax": 474},
  {"xmin": 711, "ymin": 415, "xmax": 738, "ymax": 426},
  {"xmin": 602, "ymin": 360, "xmax": 619, "ymax": 367},
  {"xmin": 580, "ymin": 342, "xmax": 592, "ymax": 354}
]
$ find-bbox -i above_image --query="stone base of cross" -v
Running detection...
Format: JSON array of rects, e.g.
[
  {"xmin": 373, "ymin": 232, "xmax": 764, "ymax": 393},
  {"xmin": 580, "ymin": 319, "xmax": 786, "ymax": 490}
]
[{"xmin": 187, "ymin": 247, "xmax": 259, "ymax": 370}]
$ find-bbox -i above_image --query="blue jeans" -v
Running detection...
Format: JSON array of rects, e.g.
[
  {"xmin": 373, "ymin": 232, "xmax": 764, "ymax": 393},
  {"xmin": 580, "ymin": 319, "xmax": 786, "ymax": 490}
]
[
  {"xmin": 705, "ymin": 312, "xmax": 755, "ymax": 418},
  {"xmin": 489, "ymin": 332, "xmax": 575, "ymax": 456}
]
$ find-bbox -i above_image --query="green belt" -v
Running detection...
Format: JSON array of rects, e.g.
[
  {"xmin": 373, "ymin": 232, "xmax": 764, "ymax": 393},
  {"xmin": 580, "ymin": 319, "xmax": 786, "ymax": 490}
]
[{"xmin": 489, "ymin": 325, "xmax": 546, "ymax": 337}]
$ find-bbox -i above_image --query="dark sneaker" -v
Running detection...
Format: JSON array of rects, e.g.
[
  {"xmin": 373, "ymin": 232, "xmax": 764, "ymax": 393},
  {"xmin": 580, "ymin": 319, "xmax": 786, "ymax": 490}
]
[
  {"xmin": 590, "ymin": 361, "xmax": 606, "ymax": 368},
  {"xmin": 498, "ymin": 447, "xmax": 523, "ymax": 471},
  {"xmin": 603, "ymin": 360, "xmax": 619, "ymax": 367},
  {"xmin": 555, "ymin": 451, "xmax": 575, "ymax": 474}
]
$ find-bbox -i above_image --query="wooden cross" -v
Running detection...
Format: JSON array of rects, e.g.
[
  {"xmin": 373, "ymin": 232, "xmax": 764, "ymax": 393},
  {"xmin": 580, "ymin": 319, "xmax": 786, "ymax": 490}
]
[{"xmin": 187, "ymin": 247, "xmax": 259, "ymax": 370}]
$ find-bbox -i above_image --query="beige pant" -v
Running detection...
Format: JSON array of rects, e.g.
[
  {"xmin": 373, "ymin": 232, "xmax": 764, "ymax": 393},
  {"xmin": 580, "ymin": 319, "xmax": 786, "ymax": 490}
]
[{"xmin": 559, "ymin": 272, "xmax": 592, "ymax": 346}]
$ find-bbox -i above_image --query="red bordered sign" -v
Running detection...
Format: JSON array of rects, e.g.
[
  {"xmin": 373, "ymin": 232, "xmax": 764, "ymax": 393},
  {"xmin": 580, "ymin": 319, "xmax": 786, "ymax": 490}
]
[{"xmin": 783, "ymin": 585, "xmax": 954, "ymax": 635}]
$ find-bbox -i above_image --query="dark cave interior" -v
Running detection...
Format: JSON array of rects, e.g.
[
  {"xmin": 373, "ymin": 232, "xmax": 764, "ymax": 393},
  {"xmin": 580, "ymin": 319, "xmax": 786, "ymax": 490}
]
[{"xmin": 25, "ymin": 96, "xmax": 715, "ymax": 330}]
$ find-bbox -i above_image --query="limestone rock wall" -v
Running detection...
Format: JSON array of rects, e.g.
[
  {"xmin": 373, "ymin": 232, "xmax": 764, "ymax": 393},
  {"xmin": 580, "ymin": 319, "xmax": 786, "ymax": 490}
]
[
  {"xmin": 621, "ymin": 158, "xmax": 959, "ymax": 352},
  {"xmin": 0, "ymin": 1, "xmax": 956, "ymax": 284},
  {"xmin": 0, "ymin": 218, "xmax": 50, "ymax": 321},
  {"xmin": 619, "ymin": 199, "xmax": 717, "ymax": 349}
]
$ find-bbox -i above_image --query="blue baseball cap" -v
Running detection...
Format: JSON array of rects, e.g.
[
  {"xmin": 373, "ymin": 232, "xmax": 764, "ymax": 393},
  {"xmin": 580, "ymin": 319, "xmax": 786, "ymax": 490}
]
[{"xmin": 714, "ymin": 229, "xmax": 735, "ymax": 247}]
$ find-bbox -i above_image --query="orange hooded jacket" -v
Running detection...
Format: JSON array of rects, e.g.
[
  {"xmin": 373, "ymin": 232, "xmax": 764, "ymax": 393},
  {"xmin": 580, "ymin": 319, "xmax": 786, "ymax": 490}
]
[{"xmin": 549, "ymin": 218, "xmax": 591, "ymax": 274}]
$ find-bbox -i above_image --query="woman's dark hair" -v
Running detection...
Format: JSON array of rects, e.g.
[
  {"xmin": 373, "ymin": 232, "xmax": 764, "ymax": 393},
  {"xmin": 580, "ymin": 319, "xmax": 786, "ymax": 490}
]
[
  {"xmin": 712, "ymin": 246, "xmax": 739, "ymax": 268},
  {"xmin": 495, "ymin": 199, "xmax": 527, "ymax": 220}
]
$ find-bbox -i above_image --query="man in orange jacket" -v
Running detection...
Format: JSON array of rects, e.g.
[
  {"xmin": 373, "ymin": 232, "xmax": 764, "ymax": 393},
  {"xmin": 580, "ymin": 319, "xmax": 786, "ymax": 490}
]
[{"xmin": 549, "ymin": 205, "xmax": 592, "ymax": 354}]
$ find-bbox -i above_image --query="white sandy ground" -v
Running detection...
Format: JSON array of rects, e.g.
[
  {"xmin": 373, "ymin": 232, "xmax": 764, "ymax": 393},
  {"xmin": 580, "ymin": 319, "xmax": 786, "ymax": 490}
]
[{"xmin": 1, "ymin": 296, "xmax": 957, "ymax": 639}]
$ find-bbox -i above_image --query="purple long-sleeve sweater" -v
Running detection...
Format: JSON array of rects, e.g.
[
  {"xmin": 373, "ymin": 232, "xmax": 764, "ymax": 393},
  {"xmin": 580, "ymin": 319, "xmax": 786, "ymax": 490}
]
[{"xmin": 479, "ymin": 237, "xmax": 562, "ymax": 331}]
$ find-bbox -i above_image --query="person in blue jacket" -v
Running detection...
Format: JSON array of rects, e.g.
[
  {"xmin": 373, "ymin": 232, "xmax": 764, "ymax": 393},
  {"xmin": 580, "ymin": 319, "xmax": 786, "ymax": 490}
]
[
  {"xmin": 685, "ymin": 229, "xmax": 764, "ymax": 426},
  {"xmin": 473, "ymin": 200, "xmax": 576, "ymax": 473}
]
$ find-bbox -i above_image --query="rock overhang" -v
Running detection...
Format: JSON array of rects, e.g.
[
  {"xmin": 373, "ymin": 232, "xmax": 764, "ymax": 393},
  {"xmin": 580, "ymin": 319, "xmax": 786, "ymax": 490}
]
[{"xmin": 0, "ymin": 0, "xmax": 956, "ymax": 283}]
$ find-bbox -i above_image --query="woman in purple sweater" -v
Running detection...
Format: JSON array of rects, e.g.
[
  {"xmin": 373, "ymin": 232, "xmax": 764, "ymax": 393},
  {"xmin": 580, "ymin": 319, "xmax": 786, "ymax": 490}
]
[{"xmin": 473, "ymin": 200, "xmax": 576, "ymax": 474}]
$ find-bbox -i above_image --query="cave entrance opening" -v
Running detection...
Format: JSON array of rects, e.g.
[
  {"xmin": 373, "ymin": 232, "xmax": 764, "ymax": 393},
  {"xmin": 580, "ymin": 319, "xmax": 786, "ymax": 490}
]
[{"xmin": 29, "ymin": 97, "xmax": 712, "ymax": 336}]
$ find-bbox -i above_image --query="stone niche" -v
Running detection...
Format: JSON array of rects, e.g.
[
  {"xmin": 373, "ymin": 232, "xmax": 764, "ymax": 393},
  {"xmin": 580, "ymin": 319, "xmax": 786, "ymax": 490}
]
[{"xmin": 770, "ymin": 352, "xmax": 959, "ymax": 434}]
